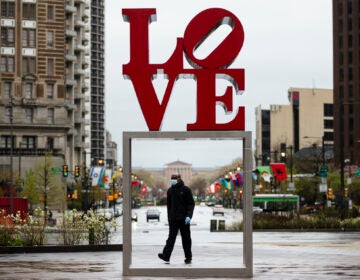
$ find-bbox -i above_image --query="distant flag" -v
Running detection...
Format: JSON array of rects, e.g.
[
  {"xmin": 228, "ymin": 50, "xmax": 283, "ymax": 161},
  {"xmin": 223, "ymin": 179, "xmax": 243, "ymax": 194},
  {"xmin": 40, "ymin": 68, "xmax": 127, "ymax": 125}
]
[
  {"xmin": 231, "ymin": 174, "xmax": 238, "ymax": 187},
  {"xmin": 100, "ymin": 169, "xmax": 113, "ymax": 189},
  {"xmin": 235, "ymin": 172, "xmax": 243, "ymax": 186},
  {"xmin": 270, "ymin": 163, "xmax": 287, "ymax": 182},
  {"xmin": 256, "ymin": 166, "xmax": 272, "ymax": 182},
  {"xmin": 90, "ymin": 166, "xmax": 104, "ymax": 186}
]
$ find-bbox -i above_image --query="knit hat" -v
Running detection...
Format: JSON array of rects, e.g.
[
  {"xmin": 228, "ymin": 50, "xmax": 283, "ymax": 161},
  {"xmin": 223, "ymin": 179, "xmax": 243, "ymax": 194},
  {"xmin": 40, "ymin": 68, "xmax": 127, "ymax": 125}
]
[{"xmin": 171, "ymin": 173, "xmax": 181, "ymax": 180}]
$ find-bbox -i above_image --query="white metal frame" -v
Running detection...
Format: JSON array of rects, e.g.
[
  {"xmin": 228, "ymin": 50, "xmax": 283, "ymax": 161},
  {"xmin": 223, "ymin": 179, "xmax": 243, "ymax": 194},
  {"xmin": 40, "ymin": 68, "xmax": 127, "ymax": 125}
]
[{"xmin": 122, "ymin": 131, "xmax": 253, "ymax": 278}]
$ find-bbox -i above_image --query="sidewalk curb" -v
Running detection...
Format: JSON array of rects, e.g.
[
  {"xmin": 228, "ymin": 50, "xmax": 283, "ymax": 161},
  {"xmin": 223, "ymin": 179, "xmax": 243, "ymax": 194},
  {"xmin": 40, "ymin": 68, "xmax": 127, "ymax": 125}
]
[{"xmin": 0, "ymin": 244, "xmax": 123, "ymax": 254}]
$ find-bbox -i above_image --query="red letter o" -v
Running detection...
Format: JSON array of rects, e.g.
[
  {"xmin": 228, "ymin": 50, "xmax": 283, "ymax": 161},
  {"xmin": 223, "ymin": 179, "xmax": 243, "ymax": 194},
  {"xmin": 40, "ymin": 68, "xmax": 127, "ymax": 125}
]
[{"xmin": 183, "ymin": 8, "xmax": 244, "ymax": 69}]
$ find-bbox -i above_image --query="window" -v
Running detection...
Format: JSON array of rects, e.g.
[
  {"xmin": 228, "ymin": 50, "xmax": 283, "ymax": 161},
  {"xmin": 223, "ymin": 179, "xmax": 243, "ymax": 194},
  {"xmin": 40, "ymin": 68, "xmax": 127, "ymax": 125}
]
[
  {"xmin": 349, "ymin": 67, "xmax": 353, "ymax": 80},
  {"xmin": 1, "ymin": 27, "xmax": 15, "ymax": 46},
  {"xmin": 47, "ymin": 137, "xmax": 54, "ymax": 150},
  {"xmin": 3, "ymin": 82, "xmax": 11, "ymax": 99},
  {"xmin": 324, "ymin": 132, "xmax": 333, "ymax": 142},
  {"xmin": 339, "ymin": 36, "xmax": 343, "ymax": 48},
  {"xmin": 1, "ymin": 2, "xmax": 15, "ymax": 18},
  {"xmin": 47, "ymin": 58, "xmax": 54, "ymax": 75},
  {"xmin": 347, "ymin": 18, "xmax": 352, "ymax": 31},
  {"xmin": 23, "ymin": 83, "xmax": 33, "ymax": 98},
  {"xmin": 47, "ymin": 5, "xmax": 54, "ymax": 20},
  {"xmin": 23, "ymin": 3, "xmax": 36, "ymax": 20},
  {"xmin": 21, "ymin": 136, "xmax": 36, "ymax": 149},
  {"xmin": 48, "ymin": 108, "xmax": 54, "ymax": 124},
  {"xmin": 1, "ymin": 56, "xmax": 14, "ymax": 72},
  {"xmin": 0, "ymin": 136, "xmax": 13, "ymax": 149},
  {"xmin": 349, "ymin": 84, "xmax": 353, "ymax": 97},
  {"xmin": 348, "ymin": 52, "xmax": 352, "ymax": 64},
  {"xmin": 4, "ymin": 107, "xmax": 11, "ymax": 122},
  {"xmin": 324, "ymin": 104, "xmax": 333, "ymax": 117},
  {"xmin": 25, "ymin": 108, "xmax": 33, "ymax": 123},
  {"xmin": 46, "ymin": 83, "xmax": 54, "ymax": 99},
  {"xmin": 46, "ymin": 31, "xmax": 54, "ymax": 48},
  {"xmin": 348, "ymin": 34, "xmax": 353, "ymax": 48},
  {"xmin": 22, "ymin": 29, "xmax": 36, "ymax": 47},
  {"xmin": 22, "ymin": 57, "xmax": 36, "ymax": 74},
  {"xmin": 324, "ymin": 119, "xmax": 333, "ymax": 129}
]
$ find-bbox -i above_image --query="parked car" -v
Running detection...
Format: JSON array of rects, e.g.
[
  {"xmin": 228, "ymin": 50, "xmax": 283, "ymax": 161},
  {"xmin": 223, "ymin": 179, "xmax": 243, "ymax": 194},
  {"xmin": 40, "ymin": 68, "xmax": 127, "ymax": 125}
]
[
  {"xmin": 96, "ymin": 208, "xmax": 114, "ymax": 221},
  {"xmin": 212, "ymin": 205, "xmax": 225, "ymax": 216},
  {"xmin": 207, "ymin": 202, "xmax": 216, "ymax": 207},
  {"xmin": 146, "ymin": 208, "xmax": 160, "ymax": 222},
  {"xmin": 253, "ymin": 206, "xmax": 263, "ymax": 214}
]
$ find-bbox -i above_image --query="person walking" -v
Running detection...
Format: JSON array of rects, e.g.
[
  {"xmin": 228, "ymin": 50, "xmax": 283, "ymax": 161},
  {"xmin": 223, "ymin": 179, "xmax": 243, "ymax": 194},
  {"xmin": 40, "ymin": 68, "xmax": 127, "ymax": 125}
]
[{"xmin": 158, "ymin": 173, "xmax": 195, "ymax": 264}]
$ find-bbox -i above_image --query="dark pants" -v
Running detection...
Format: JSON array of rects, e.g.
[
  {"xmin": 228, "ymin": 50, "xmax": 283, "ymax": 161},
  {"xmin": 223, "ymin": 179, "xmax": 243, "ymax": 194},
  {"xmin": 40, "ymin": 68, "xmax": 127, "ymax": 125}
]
[{"xmin": 162, "ymin": 219, "xmax": 192, "ymax": 260}]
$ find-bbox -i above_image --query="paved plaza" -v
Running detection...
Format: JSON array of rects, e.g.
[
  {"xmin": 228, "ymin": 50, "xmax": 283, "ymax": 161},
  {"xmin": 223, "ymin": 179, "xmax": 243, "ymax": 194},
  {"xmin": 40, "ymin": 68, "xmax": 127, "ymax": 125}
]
[{"xmin": 0, "ymin": 231, "xmax": 359, "ymax": 279}]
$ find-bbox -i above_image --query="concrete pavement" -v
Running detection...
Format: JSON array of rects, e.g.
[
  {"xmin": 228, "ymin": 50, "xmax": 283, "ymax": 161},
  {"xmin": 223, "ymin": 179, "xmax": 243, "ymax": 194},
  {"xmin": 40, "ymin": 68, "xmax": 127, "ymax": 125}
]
[{"xmin": 0, "ymin": 231, "xmax": 359, "ymax": 279}]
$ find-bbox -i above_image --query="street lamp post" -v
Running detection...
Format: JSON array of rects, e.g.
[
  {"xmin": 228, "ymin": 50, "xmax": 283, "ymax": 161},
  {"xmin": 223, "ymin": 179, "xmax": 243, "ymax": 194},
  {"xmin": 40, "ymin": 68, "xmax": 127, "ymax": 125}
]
[{"xmin": 9, "ymin": 96, "xmax": 14, "ymax": 214}]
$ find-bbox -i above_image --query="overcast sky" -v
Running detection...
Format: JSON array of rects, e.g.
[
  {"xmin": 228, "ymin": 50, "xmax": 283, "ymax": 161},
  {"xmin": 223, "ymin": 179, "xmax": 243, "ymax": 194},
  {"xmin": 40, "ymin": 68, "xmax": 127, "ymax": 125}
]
[{"xmin": 104, "ymin": 0, "xmax": 332, "ymax": 168}]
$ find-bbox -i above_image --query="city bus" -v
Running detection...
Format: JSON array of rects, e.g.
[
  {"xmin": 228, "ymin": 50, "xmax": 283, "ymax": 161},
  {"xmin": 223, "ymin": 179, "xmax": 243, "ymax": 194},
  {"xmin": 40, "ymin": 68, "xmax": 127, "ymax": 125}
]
[{"xmin": 253, "ymin": 194, "xmax": 300, "ymax": 212}]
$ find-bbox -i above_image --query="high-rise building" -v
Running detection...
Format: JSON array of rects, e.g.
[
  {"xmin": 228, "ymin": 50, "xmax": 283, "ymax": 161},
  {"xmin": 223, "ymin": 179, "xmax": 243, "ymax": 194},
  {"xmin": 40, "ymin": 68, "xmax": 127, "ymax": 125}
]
[
  {"xmin": 0, "ymin": 0, "xmax": 70, "ymax": 176},
  {"xmin": 332, "ymin": 0, "xmax": 360, "ymax": 165},
  {"xmin": 0, "ymin": 0, "xmax": 107, "ymax": 180},
  {"xmin": 89, "ymin": 0, "xmax": 105, "ymax": 166},
  {"xmin": 255, "ymin": 87, "xmax": 333, "ymax": 165}
]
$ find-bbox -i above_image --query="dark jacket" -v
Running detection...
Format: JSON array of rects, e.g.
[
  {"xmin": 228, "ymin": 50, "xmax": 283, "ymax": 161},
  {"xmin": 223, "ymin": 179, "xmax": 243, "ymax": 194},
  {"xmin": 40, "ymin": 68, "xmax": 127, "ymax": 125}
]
[{"xmin": 167, "ymin": 179, "xmax": 195, "ymax": 222}]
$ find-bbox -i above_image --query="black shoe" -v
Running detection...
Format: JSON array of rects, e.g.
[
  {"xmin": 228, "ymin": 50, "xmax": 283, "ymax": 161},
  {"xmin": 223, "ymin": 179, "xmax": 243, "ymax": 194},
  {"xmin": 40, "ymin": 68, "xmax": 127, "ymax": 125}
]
[
  {"xmin": 158, "ymin": 253, "xmax": 169, "ymax": 263},
  {"xmin": 184, "ymin": 259, "xmax": 191, "ymax": 264}
]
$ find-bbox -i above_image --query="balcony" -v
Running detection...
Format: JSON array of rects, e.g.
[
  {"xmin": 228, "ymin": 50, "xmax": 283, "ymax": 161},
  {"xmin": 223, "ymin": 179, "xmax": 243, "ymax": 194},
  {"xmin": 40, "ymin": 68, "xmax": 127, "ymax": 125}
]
[
  {"xmin": 65, "ymin": 5, "xmax": 77, "ymax": 13},
  {"xmin": 65, "ymin": 101, "xmax": 77, "ymax": 110},
  {"xmin": 75, "ymin": 67, "xmax": 86, "ymax": 76},
  {"xmin": 82, "ymin": 81, "xmax": 90, "ymax": 89},
  {"xmin": 74, "ymin": 92, "xmax": 85, "ymax": 100},
  {"xmin": 65, "ymin": 29, "xmax": 77, "ymax": 37},
  {"xmin": 66, "ymin": 54, "xmax": 77, "ymax": 61},
  {"xmin": 75, "ymin": 115, "xmax": 85, "ymax": 124},
  {"xmin": 83, "ymin": 9, "xmax": 90, "ymax": 18},
  {"xmin": 67, "ymin": 128, "xmax": 78, "ymax": 136},
  {"xmin": 75, "ymin": 44, "xmax": 86, "ymax": 52},
  {"xmin": 65, "ymin": 79, "xmax": 77, "ymax": 86},
  {"xmin": 75, "ymin": 19, "xmax": 86, "ymax": 27}
]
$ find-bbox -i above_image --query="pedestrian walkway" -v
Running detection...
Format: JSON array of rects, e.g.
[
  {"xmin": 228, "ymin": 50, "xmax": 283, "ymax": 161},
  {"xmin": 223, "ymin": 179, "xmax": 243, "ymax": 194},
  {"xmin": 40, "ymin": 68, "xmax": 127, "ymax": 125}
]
[{"xmin": 0, "ymin": 232, "xmax": 359, "ymax": 279}]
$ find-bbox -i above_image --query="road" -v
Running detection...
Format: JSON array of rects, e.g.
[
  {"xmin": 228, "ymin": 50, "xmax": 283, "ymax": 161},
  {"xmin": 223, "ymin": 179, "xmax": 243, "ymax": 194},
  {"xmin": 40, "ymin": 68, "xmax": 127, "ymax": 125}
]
[{"xmin": 0, "ymin": 205, "xmax": 359, "ymax": 279}]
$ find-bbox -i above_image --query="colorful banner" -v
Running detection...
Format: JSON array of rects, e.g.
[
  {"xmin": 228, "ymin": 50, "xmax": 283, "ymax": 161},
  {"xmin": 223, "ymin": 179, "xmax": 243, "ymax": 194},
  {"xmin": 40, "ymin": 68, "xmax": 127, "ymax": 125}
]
[
  {"xmin": 90, "ymin": 166, "xmax": 104, "ymax": 186},
  {"xmin": 100, "ymin": 169, "xmax": 113, "ymax": 189},
  {"xmin": 256, "ymin": 166, "xmax": 272, "ymax": 182},
  {"xmin": 270, "ymin": 163, "xmax": 287, "ymax": 182}
]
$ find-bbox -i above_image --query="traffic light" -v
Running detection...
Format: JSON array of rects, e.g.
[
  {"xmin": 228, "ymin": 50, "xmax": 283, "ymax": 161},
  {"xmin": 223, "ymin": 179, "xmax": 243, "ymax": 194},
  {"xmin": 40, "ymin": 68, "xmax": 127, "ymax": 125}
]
[
  {"xmin": 62, "ymin": 165, "xmax": 68, "ymax": 177},
  {"xmin": 280, "ymin": 143, "xmax": 287, "ymax": 162},
  {"xmin": 75, "ymin": 165, "xmax": 80, "ymax": 177},
  {"xmin": 327, "ymin": 188, "xmax": 333, "ymax": 200},
  {"xmin": 67, "ymin": 186, "xmax": 72, "ymax": 199},
  {"xmin": 344, "ymin": 187, "xmax": 348, "ymax": 197}
]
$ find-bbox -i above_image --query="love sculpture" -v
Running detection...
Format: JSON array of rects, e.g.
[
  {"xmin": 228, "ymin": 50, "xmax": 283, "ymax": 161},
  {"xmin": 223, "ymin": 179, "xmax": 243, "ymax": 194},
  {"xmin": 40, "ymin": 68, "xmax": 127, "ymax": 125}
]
[{"xmin": 122, "ymin": 8, "xmax": 245, "ymax": 131}]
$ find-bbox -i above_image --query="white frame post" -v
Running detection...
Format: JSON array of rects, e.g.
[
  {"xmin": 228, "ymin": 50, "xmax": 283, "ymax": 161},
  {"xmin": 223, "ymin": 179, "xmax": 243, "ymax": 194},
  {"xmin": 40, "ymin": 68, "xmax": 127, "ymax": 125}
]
[{"xmin": 122, "ymin": 131, "xmax": 253, "ymax": 278}]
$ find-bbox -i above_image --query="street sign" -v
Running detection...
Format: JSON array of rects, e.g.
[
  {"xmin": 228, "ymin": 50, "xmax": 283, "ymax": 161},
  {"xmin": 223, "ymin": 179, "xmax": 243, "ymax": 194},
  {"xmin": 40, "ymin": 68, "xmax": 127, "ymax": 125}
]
[
  {"xmin": 356, "ymin": 169, "xmax": 360, "ymax": 177},
  {"xmin": 319, "ymin": 183, "xmax": 328, "ymax": 193},
  {"xmin": 320, "ymin": 164, "xmax": 328, "ymax": 172}
]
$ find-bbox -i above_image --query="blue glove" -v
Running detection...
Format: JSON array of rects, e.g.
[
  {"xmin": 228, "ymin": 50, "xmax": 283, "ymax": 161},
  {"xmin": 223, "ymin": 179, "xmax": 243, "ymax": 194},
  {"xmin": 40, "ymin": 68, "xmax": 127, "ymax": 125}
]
[{"xmin": 185, "ymin": 216, "xmax": 191, "ymax": 225}]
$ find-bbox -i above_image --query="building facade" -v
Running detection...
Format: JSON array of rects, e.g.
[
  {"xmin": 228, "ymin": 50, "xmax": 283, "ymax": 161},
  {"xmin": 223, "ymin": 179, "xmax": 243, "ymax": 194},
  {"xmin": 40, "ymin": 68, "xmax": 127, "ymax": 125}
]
[
  {"xmin": 0, "ymin": 0, "xmax": 69, "ymax": 177},
  {"xmin": 255, "ymin": 87, "xmax": 334, "ymax": 165},
  {"xmin": 333, "ymin": 0, "xmax": 360, "ymax": 165},
  {"xmin": 0, "ymin": 0, "xmax": 107, "ymax": 180},
  {"xmin": 164, "ymin": 160, "xmax": 192, "ymax": 185}
]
